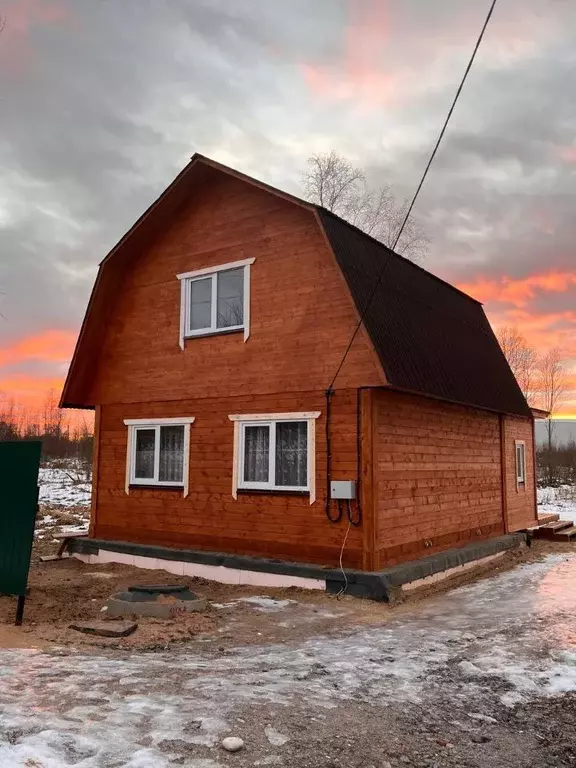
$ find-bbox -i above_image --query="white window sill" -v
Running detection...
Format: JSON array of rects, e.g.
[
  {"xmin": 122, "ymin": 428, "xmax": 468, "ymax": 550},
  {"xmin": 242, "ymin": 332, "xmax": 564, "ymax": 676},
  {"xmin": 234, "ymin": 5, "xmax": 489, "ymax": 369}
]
[
  {"xmin": 237, "ymin": 487, "xmax": 310, "ymax": 496},
  {"xmin": 183, "ymin": 326, "xmax": 244, "ymax": 341}
]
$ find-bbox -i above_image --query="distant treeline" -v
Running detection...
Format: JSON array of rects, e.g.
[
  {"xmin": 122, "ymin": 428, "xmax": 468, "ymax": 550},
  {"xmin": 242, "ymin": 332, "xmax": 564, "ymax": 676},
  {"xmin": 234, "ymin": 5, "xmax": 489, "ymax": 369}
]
[
  {"xmin": 536, "ymin": 442, "xmax": 576, "ymax": 487},
  {"xmin": 0, "ymin": 391, "xmax": 93, "ymax": 470}
]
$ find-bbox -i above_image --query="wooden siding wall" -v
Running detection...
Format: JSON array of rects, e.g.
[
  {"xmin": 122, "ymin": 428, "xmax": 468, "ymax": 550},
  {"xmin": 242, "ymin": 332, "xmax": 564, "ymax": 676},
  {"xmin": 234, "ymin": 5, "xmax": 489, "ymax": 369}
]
[
  {"xmin": 374, "ymin": 391, "xmax": 506, "ymax": 568},
  {"xmin": 503, "ymin": 415, "xmax": 538, "ymax": 531},
  {"xmin": 91, "ymin": 174, "xmax": 384, "ymax": 406},
  {"xmin": 94, "ymin": 390, "xmax": 363, "ymax": 567},
  {"xmin": 87, "ymin": 173, "xmax": 387, "ymax": 568}
]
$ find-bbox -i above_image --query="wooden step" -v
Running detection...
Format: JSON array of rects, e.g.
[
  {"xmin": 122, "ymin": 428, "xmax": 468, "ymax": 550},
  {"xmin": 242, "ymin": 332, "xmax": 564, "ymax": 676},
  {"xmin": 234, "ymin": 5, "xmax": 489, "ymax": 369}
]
[
  {"xmin": 537, "ymin": 513, "xmax": 560, "ymax": 526},
  {"xmin": 532, "ymin": 520, "xmax": 574, "ymax": 539},
  {"xmin": 551, "ymin": 525, "xmax": 576, "ymax": 541}
]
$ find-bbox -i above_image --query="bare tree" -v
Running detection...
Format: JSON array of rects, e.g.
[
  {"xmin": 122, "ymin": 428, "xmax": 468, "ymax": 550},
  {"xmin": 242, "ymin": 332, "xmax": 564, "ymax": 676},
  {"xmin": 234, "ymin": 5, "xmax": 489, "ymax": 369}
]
[
  {"xmin": 538, "ymin": 348, "xmax": 567, "ymax": 486},
  {"xmin": 302, "ymin": 150, "xmax": 429, "ymax": 262},
  {"xmin": 496, "ymin": 325, "xmax": 538, "ymax": 404}
]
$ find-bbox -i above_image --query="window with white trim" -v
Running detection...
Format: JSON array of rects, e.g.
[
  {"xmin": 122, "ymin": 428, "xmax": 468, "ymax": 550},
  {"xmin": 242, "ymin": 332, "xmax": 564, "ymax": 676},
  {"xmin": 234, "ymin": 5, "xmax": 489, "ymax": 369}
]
[
  {"xmin": 124, "ymin": 418, "xmax": 194, "ymax": 496},
  {"xmin": 228, "ymin": 412, "xmax": 320, "ymax": 504},
  {"xmin": 177, "ymin": 258, "xmax": 255, "ymax": 347},
  {"xmin": 515, "ymin": 440, "xmax": 526, "ymax": 487}
]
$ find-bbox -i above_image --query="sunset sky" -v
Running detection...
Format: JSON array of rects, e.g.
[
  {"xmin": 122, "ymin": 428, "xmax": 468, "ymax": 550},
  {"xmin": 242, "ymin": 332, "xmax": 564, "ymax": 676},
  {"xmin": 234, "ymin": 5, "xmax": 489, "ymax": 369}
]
[{"xmin": 0, "ymin": 0, "xmax": 575, "ymax": 416}]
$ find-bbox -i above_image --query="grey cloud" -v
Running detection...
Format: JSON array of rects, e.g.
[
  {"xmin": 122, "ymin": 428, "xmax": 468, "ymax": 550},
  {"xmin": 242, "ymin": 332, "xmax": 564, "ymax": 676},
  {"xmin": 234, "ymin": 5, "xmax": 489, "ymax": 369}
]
[{"xmin": 1, "ymin": 0, "xmax": 575, "ymax": 368}]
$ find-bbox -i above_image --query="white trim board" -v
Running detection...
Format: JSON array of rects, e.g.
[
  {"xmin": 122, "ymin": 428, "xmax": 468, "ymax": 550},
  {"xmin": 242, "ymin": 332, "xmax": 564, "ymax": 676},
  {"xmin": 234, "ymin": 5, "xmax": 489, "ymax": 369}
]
[
  {"xmin": 177, "ymin": 257, "xmax": 255, "ymax": 281},
  {"xmin": 124, "ymin": 417, "xmax": 196, "ymax": 426},
  {"xmin": 228, "ymin": 412, "xmax": 321, "ymax": 422},
  {"xmin": 72, "ymin": 551, "xmax": 325, "ymax": 590}
]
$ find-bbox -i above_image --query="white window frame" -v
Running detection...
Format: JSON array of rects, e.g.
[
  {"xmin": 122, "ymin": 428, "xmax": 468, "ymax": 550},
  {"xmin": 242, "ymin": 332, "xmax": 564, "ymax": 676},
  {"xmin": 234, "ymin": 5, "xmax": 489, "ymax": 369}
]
[
  {"xmin": 228, "ymin": 412, "xmax": 320, "ymax": 504},
  {"xmin": 177, "ymin": 258, "xmax": 255, "ymax": 348},
  {"xmin": 124, "ymin": 417, "xmax": 195, "ymax": 497},
  {"xmin": 515, "ymin": 439, "xmax": 526, "ymax": 489}
]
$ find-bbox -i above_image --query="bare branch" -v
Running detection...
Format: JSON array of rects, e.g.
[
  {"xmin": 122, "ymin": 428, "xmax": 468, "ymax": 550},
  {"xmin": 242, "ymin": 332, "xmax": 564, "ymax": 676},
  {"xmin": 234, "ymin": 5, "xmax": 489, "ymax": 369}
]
[
  {"xmin": 536, "ymin": 347, "xmax": 568, "ymax": 486},
  {"xmin": 496, "ymin": 325, "xmax": 538, "ymax": 405},
  {"xmin": 302, "ymin": 150, "xmax": 429, "ymax": 262}
]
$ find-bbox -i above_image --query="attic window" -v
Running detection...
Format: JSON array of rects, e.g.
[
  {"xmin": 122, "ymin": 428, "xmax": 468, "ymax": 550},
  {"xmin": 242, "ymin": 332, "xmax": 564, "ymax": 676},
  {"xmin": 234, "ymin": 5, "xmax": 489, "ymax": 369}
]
[{"xmin": 177, "ymin": 258, "xmax": 255, "ymax": 348}]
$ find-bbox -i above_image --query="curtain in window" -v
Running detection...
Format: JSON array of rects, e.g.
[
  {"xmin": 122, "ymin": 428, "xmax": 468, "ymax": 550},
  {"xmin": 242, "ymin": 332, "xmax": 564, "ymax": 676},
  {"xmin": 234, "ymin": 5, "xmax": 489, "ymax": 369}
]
[
  {"xmin": 217, "ymin": 268, "xmax": 244, "ymax": 328},
  {"xmin": 244, "ymin": 425, "xmax": 269, "ymax": 483},
  {"xmin": 135, "ymin": 429, "xmax": 155, "ymax": 479},
  {"xmin": 275, "ymin": 421, "xmax": 307, "ymax": 487},
  {"xmin": 190, "ymin": 277, "xmax": 212, "ymax": 330},
  {"xmin": 159, "ymin": 425, "xmax": 185, "ymax": 483}
]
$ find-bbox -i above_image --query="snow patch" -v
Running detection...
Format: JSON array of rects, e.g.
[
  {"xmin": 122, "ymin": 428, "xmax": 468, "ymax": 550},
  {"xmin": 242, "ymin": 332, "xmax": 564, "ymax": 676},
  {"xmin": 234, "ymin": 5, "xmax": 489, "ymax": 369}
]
[
  {"xmin": 38, "ymin": 465, "xmax": 91, "ymax": 508},
  {"xmin": 1, "ymin": 556, "xmax": 576, "ymax": 764}
]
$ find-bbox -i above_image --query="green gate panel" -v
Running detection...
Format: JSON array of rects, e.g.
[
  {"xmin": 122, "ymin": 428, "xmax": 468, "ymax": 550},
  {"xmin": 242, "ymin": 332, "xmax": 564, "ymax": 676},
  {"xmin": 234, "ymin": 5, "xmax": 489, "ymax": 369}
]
[{"xmin": 0, "ymin": 441, "xmax": 41, "ymax": 596}]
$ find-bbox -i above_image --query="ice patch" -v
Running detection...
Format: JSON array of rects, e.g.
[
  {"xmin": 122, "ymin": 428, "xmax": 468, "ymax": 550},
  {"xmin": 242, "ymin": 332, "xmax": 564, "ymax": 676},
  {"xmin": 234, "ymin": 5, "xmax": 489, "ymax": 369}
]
[
  {"xmin": 238, "ymin": 597, "xmax": 296, "ymax": 612},
  {"xmin": 213, "ymin": 597, "xmax": 296, "ymax": 613},
  {"xmin": 265, "ymin": 727, "xmax": 289, "ymax": 746},
  {"xmin": 1, "ymin": 556, "xmax": 576, "ymax": 764}
]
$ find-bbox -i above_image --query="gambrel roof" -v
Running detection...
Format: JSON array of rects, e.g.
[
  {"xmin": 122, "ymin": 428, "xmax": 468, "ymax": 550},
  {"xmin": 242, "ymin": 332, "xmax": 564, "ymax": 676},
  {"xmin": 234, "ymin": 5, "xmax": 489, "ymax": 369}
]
[{"xmin": 61, "ymin": 154, "xmax": 531, "ymax": 418}]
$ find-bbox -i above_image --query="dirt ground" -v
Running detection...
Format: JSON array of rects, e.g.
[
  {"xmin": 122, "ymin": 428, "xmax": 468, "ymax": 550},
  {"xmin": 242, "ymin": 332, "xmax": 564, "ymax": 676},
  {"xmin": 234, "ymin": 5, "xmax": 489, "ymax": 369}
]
[
  {"xmin": 1, "ymin": 543, "xmax": 576, "ymax": 767},
  {"xmin": 0, "ymin": 535, "xmax": 572, "ymax": 652}
]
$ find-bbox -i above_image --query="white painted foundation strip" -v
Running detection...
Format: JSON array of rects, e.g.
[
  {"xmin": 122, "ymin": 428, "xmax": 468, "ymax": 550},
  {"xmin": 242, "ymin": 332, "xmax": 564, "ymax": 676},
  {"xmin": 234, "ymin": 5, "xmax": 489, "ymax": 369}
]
[
  {"xmin": 401, "ymin": 551, "xmax": 507, "ymax": 593},
  {"xmin": 72, "ymin": 551, "xmax": 325, "ymax": 590}
]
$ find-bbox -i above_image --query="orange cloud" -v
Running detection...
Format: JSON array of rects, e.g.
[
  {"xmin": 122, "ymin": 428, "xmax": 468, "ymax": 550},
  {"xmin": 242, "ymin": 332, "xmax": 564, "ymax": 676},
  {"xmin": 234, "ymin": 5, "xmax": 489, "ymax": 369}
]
[
  {"xmin": 458, "ymin": 271, "xmax": 576, "ymax": 308},
  {"xmin": 0, "ymin": 329, "xmax": 76, "ymax": 368},
  {"xmin": 457, "ymin": 272, "xmax": 576, "ymax": 417},
  {"xmin": 0, "ymin": 374, "xmax": 64, "ymax": 400},
  {"xmin": 299, "ymin": 0, "xmax": 399, "ymax": 108}
]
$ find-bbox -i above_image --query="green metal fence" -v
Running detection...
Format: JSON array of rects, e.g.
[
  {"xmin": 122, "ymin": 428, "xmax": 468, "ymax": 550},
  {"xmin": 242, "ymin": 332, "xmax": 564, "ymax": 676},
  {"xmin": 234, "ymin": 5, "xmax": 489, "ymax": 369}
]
[{"xmin": 0, "ymin": 441, "xmax": 41, "ymax": 624}]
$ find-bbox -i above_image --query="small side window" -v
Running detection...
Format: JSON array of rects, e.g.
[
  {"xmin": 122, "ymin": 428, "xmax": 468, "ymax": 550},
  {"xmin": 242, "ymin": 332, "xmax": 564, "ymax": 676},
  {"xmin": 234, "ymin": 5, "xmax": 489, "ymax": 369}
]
[{"xmin": 515, "ymin": 440, "xmax": 526, "ymax": 488}]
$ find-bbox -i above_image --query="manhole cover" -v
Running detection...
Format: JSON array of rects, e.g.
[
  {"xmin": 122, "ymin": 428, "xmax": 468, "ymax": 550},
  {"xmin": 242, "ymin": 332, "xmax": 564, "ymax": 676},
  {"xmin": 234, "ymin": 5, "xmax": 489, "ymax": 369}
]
[{"xmin": 106, "ymin": 585, "xmax": 206, "ymax": 618}]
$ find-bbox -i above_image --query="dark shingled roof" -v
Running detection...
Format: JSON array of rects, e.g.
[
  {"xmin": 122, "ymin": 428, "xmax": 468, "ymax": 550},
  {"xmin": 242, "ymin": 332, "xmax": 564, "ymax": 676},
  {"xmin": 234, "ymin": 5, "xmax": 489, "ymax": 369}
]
[{"xmin": 317, "ymin": 208, "xmax": 531, "ymax": 417}]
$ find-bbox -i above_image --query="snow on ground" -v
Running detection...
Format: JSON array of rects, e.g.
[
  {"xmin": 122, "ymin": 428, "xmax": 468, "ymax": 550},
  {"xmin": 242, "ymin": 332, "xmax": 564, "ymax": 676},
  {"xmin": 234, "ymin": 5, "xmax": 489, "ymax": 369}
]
[
  {"xmin": 38, "ymin": 465, "xmax": 92, "ymax": 507},
  {"xmin": 1, "ymin": 554, "xmax": 576, "ymax": 766},
  {"xmin": 537, "ymin": 485, "xmax": 576, "ymax": 519}
]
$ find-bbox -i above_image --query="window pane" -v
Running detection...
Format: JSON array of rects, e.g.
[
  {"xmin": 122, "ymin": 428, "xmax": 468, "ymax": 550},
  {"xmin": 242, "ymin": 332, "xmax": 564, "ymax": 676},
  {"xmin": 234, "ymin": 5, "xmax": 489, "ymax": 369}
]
[
  {"xmin": 243, "ymin": 425, "xmax": 269, "ymax": 483},
  {"xmin": 159, "ymin": 425, "xmax": 185, "ymax": 483},
  {"xmin": 275, "ymin": 421, "xmax": 307, "ymax": 487},
  {"xmin": 135, "ymin": 429, "xmax": 155, "ymax": 479},
  {"xmin": 217, "ymin": 268, "xmax": 244, "ymax": 328},
  {"xmin": 189, "ymin": 277, "xmax": 212, "ymax": 330},
  {"xmin": 517, "ymin": 445, "xmax": 525, "ymax": 480}
]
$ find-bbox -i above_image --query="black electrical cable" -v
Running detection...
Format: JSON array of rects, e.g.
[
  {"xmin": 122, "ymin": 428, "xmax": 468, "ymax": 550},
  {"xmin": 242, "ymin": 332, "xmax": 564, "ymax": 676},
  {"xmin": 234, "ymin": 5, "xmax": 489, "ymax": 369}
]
[
  {"xmin": 325, "ymin": 387, "xmax": 343, "ymax": 522},
  {"xmin": 346, "ymin": 499, "xmax": 361, "ymax": 527},
  {"xmin": 326, "ymin": 0, "xmax": 499, "ymax": 394}
]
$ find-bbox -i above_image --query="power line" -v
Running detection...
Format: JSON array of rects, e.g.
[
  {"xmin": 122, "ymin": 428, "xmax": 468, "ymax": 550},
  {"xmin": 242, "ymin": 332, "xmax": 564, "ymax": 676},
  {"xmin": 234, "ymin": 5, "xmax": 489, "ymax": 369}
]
[{"xmin": 326, "ymin": 0, "xmax": 499, "ymax": 392}]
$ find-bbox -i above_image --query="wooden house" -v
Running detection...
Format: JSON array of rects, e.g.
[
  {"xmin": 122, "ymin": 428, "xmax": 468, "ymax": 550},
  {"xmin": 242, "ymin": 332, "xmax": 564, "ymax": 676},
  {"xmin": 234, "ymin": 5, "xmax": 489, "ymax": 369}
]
[{"xmin": 61, "ymin": 154, "xmax": 537, "ymax": 594}]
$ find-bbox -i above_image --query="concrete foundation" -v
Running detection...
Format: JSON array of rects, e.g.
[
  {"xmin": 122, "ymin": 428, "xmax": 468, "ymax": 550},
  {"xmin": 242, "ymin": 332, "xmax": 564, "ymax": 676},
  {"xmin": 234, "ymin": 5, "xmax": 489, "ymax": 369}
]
[{"xmin": 68, "ymin": 533, "xmax": 527, "ymax": 601}]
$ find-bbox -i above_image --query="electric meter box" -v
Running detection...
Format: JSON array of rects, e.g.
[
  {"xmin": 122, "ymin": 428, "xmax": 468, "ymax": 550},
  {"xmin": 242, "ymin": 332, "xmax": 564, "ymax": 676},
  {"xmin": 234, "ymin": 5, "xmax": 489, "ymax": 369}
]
[{"xmin": 330, "ymin": 481, "xmax": 357, "ymax": 500}]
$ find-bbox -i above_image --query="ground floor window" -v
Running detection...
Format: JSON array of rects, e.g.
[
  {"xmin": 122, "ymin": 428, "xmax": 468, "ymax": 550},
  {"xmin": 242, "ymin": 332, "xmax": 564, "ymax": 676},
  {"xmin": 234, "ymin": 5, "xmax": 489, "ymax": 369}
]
[
  {"xmin": 228, "ymin": 412, "xmax": 320, "ymax": 503},
  {"xmin": 124, "ymin": 418, "xmax": 195, "ymax": 497},
  {"xmin": 515, "ymin": 439, "xmax": 526, "ymax": 488}
]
